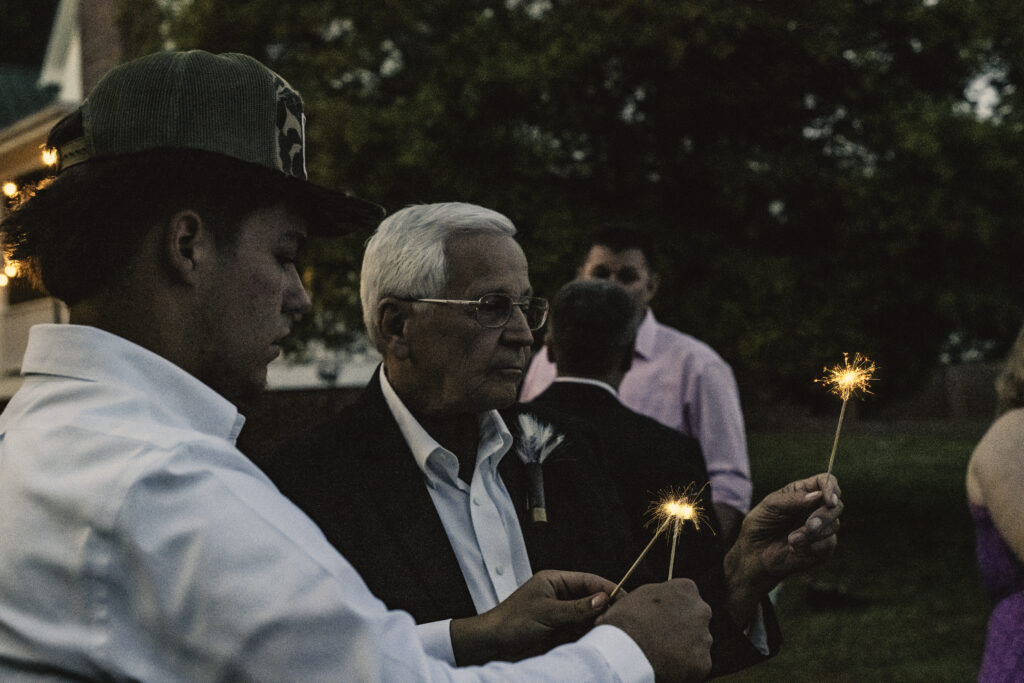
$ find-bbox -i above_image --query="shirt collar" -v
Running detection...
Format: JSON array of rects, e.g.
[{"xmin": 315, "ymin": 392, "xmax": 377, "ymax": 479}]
[
  {"xmin": 633, "ymin": 308, "xmax": 658, "ymax": 361},
  {"xmin": 21, "ymin": 324, "xmax": 244, "ymax": 442},
  {"xmin": 379, "ymin": 369, "xmax": 513, "ymax": 486},
  {"xmin": 552, "ymin": 376, "xmax": 619, "ymax": 398}
]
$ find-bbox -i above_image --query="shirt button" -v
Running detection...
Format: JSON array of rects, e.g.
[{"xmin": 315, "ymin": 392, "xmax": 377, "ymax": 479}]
[{"xmin": 495, "ymin": 565, "xmax": 505, "ymax": 576}]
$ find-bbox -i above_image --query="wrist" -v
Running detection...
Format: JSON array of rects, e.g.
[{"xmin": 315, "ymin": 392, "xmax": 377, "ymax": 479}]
[
  {"xmin": 723, "ymin": 542, "xmax": 778, "ymax": 627},
  {"xmin": 450, "ymin": 612, "xmax": 501, "ymax": 666}
]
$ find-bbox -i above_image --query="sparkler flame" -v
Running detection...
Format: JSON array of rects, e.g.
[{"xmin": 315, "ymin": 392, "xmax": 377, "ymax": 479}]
[
  {"xmin": 648, "ymin": 483, "xmax": 711, "ymax": 534},
  {"xmin": 815, "ymin": 352, "xmax": 878, "ymax": 474},
  {"xmin": 816, "ymin": 352, "xmax": 877, "ymax": 402},
  {"xmin": 609, "ymin": 483, "xmax": 713, "ymax": 596}
]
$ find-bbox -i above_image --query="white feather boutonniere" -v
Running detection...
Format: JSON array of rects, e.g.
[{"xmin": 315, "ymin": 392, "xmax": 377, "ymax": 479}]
[{"xmin": 515, "ymin": 414, "xmax": 566, "ymax": 523}]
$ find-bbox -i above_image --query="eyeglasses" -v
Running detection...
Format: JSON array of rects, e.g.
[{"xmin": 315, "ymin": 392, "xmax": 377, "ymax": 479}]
[{"xmin": 412, "ymin": 293, "xmax": 549, "ymax": 330}]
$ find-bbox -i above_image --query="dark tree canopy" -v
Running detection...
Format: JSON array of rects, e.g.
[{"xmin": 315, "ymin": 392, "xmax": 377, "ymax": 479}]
[
  {"xmin": 0, "ymin": 0, "xmax": 60, "ymax": 66},
  {"xmin": 118, "ymin": 0, "xmax": 1024, "ymax": 409}
]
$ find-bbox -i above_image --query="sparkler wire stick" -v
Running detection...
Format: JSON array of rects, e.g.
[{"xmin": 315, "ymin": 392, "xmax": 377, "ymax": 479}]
[
  {"xmin": 825, "ymin": 398, "xmax": 848, "ymax": 475},
  {"xmin": 609, "ymin": 519, "xmax": 671, "ymax": 599},
  {"xmin": 667, "ymin": 519, "xmax": 682, "ymax": 580}
]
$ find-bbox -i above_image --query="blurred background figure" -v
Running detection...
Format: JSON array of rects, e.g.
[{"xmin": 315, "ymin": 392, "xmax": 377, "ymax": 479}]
[
  {"xmin": 521, "ymin": 228, "xmax": 751, "ymax": 543},
  {"xmin": 523, "ymin": 279, "xmax": 717, "ymax": 546},
  {"xmin": 966, "ymin": 322, "xmax": 1024, "ymax": 681}
]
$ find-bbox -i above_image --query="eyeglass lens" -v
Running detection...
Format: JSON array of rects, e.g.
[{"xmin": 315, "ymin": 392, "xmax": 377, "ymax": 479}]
[{"xmin": 477, "ymin": 294, "xmax": 548, "ymax": 330}]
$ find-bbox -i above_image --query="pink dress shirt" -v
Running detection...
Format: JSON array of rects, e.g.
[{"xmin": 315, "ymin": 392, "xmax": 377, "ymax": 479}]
[{"xmin": 520, "ymin": 310, "xmax": 752, "ymax": 512}]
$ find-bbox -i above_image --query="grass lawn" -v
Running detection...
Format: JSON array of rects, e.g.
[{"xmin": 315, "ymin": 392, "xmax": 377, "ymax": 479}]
[{"xmin": 720, "ymin": 417, "xmax": 993, "ymax": 682}]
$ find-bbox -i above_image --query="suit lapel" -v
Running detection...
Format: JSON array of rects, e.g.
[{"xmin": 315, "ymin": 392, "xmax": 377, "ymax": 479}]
[{"xmin": 355, "ymin": 371, "xmax": 478, "ymax": 618}]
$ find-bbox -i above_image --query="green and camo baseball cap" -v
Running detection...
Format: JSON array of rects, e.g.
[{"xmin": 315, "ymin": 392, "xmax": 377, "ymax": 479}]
[{"xmin": 51, "ymin": 50, "xmax": 383, "ymax": 235}]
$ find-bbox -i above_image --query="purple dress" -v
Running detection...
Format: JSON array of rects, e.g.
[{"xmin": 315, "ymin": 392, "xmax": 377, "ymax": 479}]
[{"xmin": 971, "ymin": 503, "xmax": 1024, "ymax": 681}]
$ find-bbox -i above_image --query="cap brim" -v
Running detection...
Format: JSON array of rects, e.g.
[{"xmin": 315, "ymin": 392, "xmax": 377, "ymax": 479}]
[{"xmin": 286, "ymin": 176, "xmax": 385, "ymax": 236}]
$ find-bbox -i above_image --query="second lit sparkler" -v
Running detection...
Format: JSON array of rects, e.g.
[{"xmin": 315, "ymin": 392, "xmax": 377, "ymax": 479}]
[{"xmin": 610, "ymin": 484, "xmax": 711, "ymax": 598}]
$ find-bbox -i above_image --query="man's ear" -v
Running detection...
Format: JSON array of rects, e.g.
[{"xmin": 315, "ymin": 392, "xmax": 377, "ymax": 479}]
[
  {"xmin": 163, "ymin": 210, "xmax": 211, "ymax": 285},
  {"xmin": 545, "ymin": 330, "xmax": 558, "ymax": 364},
  {"xmin": 644, "ymin": 272, "xmax": 660, "ymax": 303},
  {"xmin": 377, "ymin": 298, "xmax": 413, "ymax": 360}
]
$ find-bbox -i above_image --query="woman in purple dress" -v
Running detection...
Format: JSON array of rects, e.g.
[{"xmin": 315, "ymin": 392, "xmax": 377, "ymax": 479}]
[{"xmin": 967, "ymin": 324, "xmax": 1024, "ymax": 681}]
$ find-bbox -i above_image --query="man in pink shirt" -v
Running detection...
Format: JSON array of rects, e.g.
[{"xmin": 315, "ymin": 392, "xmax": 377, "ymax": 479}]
[{"xmin": 520, "ymin": 228, "xmax": 751, "ymax": 542}]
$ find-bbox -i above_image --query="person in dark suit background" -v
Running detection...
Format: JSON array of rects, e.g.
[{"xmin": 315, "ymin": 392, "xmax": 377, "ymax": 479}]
[
  {"xmin": 521, "ymin": 279, "xmax": 829, "ymax": 665},
  {"xmin": 520, "ymin": 228, "xmax": 753, "ymax": 544},
  {"xmin": 522, "ymin": 279, "xmax": 722, "ymax": 576},
  {"xmin": 261, "ymin": 202, "xmax": 843, "ymax": 677}
]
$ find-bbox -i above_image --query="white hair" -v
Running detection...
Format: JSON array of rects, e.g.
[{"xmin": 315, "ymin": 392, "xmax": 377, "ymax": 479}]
[{"xmin": 360, "ymin": 202, "xmax": 517, "ymax": 350}]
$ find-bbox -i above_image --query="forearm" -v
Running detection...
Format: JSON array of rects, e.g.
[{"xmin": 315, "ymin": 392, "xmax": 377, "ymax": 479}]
[{"xmin": 696, "ymin": 364, "xmax": 753, "ymax": 514}]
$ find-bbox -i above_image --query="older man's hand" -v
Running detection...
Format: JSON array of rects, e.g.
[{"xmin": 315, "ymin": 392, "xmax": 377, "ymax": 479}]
[
  {"xmin": 723, "ymin": 473, "xmax": 843, "ymax": 625},
  {"xmin": 597, "ymin": 579, "xmax": 714, "ymax": 683},
  {"xmin": 451, "ymin": 569, "xmax": 616, "ymax": 665}
]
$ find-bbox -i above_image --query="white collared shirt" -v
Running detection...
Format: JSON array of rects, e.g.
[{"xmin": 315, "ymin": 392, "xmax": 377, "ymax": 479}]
[
  {"xmin": 552, "ymin": 376, "xmax": 620, "ymax": 398},
  {"xmin": 381, "ymin": 371, "xmax": 534, "ymax": 613},
  {"xmin": 0, "ymin": 324, "xmax": 653, "ymax": 682}
]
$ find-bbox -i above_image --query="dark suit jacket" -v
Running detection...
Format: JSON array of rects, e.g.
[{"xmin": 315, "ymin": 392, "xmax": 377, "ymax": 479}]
[
  {"xmin": 257, "ymin": 369, "xmax": 777, "ymax": 676},
  {"xmin": 524, "ymin": 381, "xmax": 781, "ymax": 675},
  {"xmin": 525, "ymin": 381, "xmax": 718, "ymax": 577},
  {"xmin": 256, "ymin": 367, "xmax": 633, "ymax": 624}
]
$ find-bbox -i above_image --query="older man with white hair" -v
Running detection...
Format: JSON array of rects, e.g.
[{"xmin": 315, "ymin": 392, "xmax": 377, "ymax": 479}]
[{"xmin": 265, "ymin": 202, "xmax": 844, "ymax": 678}]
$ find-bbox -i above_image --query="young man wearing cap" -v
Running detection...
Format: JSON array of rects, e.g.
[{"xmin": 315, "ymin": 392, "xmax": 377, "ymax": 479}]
[{"xmin": 0, "ymin": 51, "xmax": 714, "ymax": 681}]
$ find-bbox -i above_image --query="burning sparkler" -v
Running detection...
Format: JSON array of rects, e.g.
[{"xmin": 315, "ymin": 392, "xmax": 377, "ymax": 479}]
[
  {"xmin": 815, "ymin": 352, "xmax": 877, "ymax": 474},
  {"xmin": 610, "ymin": 484, "xmax": 710, "ymax": 597}
]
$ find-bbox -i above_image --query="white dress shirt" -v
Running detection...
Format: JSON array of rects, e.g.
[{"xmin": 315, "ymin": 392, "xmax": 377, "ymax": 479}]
[
  {"xmin": 0, "ymin": 324, "xmax": 653, "ymax": 682},
  {"xmin": 381, "ymin": 371, "xmax": 533, "ymax": 613}
]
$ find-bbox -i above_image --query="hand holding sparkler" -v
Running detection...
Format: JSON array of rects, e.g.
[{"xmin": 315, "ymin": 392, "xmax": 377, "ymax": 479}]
[
  {"xmin": 722, "ymin": 473, "xmax": 843, "ymax": 626},
  {"xmin": 815, "ymin": 352, "xmax": 877, "ymax": 474},
  {"xmin": 451, "ymin": 569, "xmax": 618, "ymax": 665},
  {"xmin": 597, "ymin": 580, "xmax": 713, "ymax": 682}
]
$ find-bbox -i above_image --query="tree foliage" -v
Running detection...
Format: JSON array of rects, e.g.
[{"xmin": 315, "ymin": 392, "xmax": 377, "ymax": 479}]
[
  {"xmin": 119, "ymin": 0, "xmax": 1024, "ymax": 408},
  {"xmin": 0, "ymin": 0, "xmax": 60, "ymax": 66}
]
